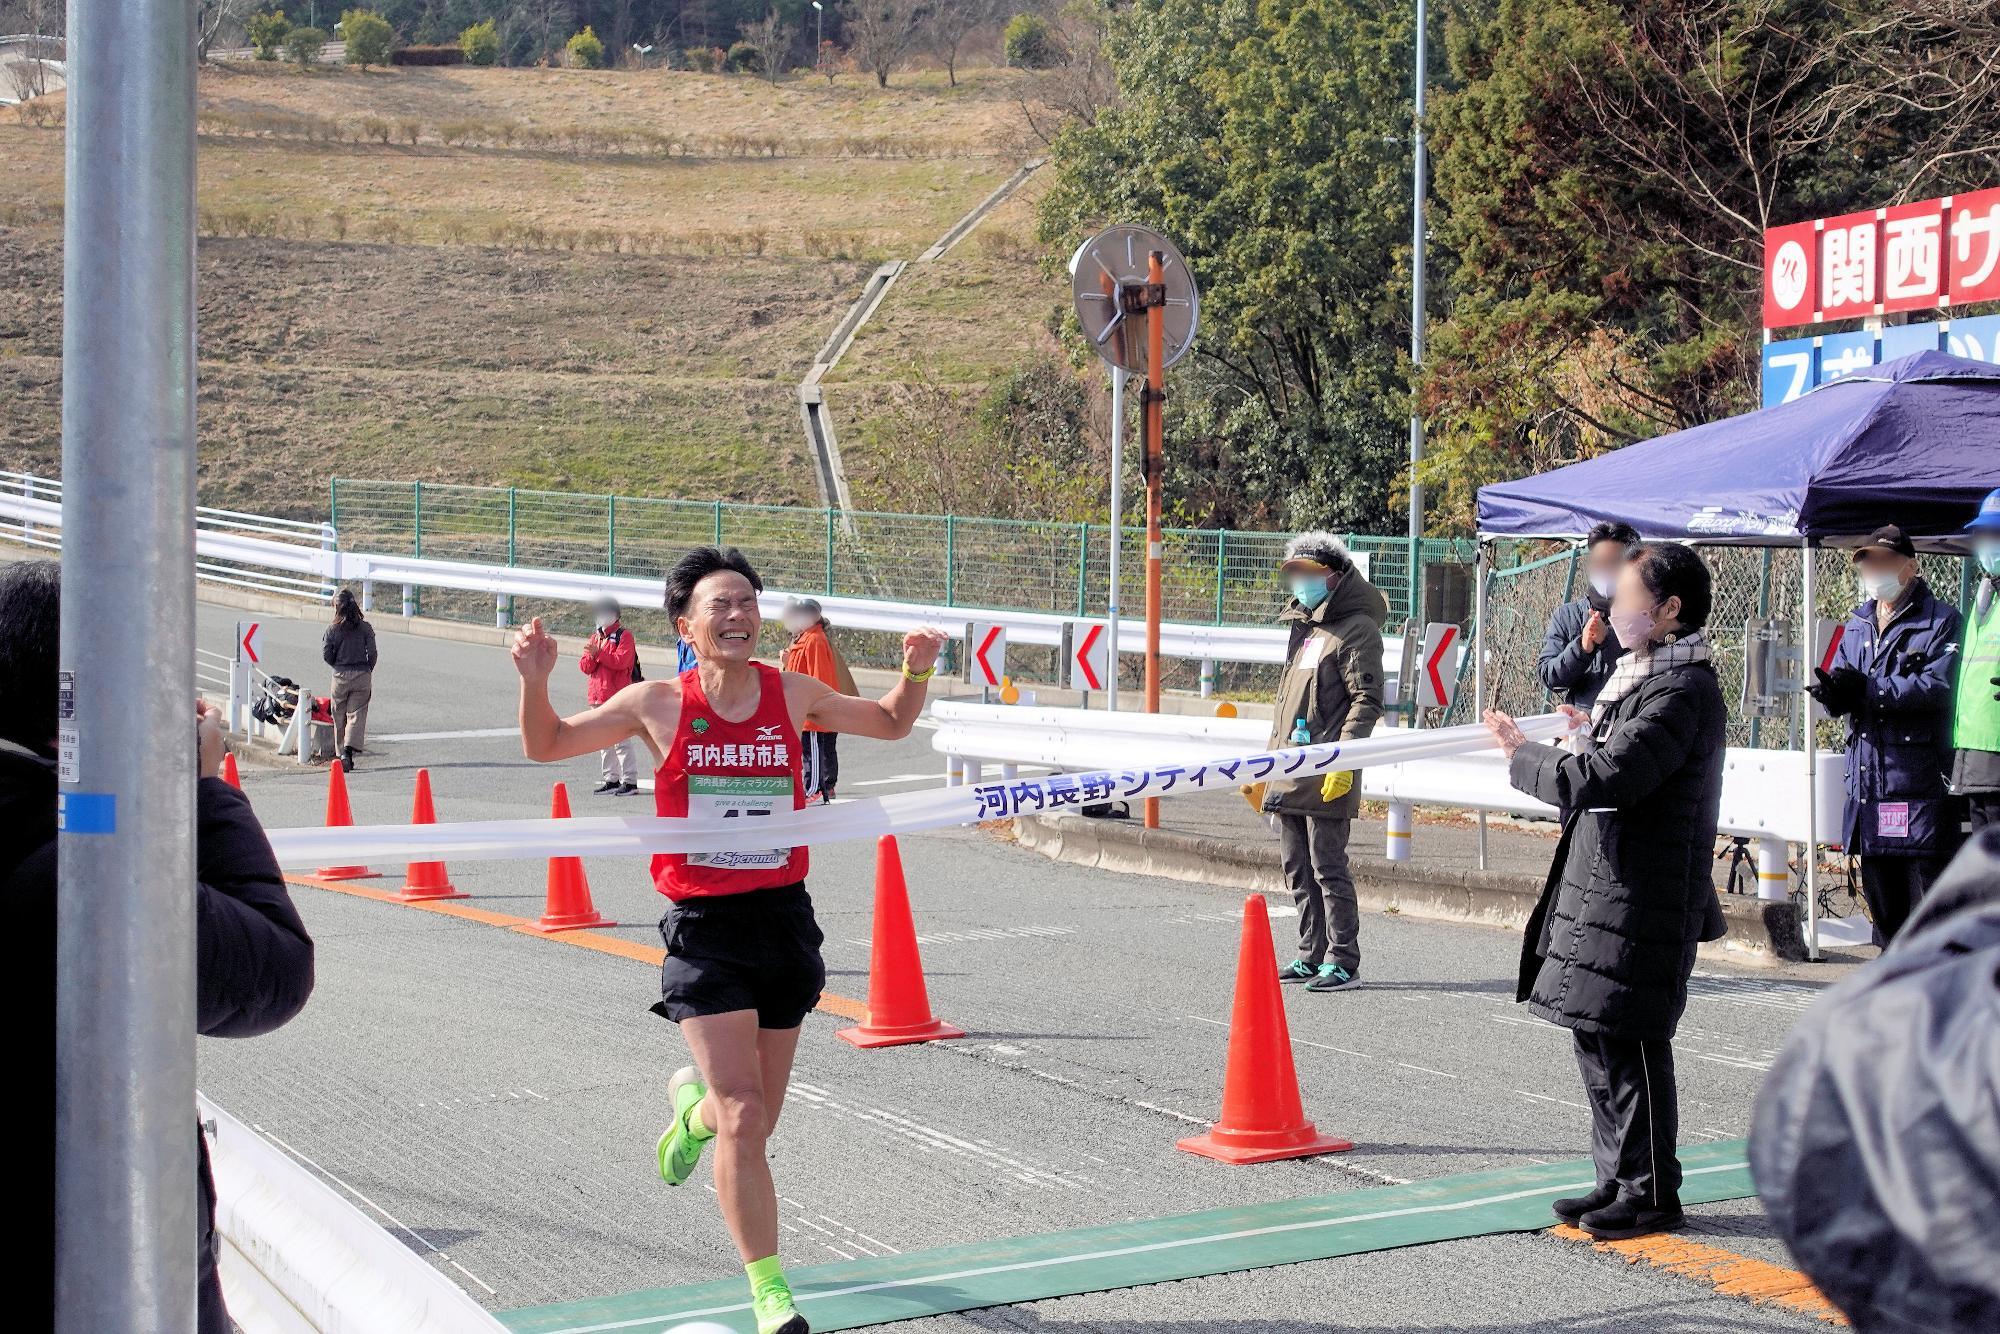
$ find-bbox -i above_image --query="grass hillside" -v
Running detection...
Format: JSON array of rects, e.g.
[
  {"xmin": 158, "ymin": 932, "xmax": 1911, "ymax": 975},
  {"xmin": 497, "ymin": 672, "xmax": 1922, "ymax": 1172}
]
[{"xmin": 0, "ymin": 61, "xmax": 1061, "ymax": 518}]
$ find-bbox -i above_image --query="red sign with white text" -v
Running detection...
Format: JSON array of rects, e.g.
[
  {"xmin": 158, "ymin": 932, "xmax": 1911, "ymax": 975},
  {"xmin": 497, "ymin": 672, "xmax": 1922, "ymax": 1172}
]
[{"xmin": 1763, "ymin": 186, "xmax": 2000, "ymax": 329}]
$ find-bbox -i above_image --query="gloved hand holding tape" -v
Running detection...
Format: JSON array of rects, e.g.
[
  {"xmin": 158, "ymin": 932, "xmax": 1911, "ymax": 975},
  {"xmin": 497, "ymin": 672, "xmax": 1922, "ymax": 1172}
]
[{"xmin": 264, "ymin": 714, "xmax": 1579, "ymax": 869}]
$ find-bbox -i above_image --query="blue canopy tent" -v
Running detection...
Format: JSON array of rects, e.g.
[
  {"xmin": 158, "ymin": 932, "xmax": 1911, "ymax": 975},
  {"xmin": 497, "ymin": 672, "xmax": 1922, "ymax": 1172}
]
[{"xmin": 1470, "ymin": 350, "xmax": 2000, "ymax": 958}]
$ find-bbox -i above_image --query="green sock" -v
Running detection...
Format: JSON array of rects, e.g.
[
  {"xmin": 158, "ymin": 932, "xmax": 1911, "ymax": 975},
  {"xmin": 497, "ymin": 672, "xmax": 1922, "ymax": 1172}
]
[
  {"xmin": 745, "ymin": 1253, "xmax": 787, "ymax": 1294},
  {"xmin": 685, "ymin": 1098, "xmax": 717, "ymax": 1142}
]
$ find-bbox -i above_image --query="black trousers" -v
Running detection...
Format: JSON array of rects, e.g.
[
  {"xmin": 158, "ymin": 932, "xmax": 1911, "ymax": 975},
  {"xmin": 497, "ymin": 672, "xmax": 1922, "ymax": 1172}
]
[
  {"xmin": 802, "ymin": 730, "xmax": 839, "ymax": 798},
  {"xmin": 1968, "ymin": 794, "xmax": 2000, "ymax": 833},
  {"xmin": 1572, "ymin": 1029, "xmax": 1680, "ymax": 1208},
  {"xmin": 1858, "ymin": 854, "xmax": 1949, "ymax": 947}
]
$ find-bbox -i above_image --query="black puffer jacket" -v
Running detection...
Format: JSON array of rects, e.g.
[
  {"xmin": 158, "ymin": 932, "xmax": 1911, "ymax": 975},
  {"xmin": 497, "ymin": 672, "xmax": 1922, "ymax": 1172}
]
[
  {"xmin": 322, "ymin": 618, "xmax": 377, "ymax": 671},
  {"xmin": 1507, "ymin": 660, "xmax": 1728, "ymax": 1041},
  {"xmin": 1, "ymin": 748, "xmax": 315, "ymax": 1328}
]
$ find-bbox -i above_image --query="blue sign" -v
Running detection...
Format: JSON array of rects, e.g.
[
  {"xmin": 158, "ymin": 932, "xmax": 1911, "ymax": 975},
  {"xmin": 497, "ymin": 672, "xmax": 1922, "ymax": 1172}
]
[
  {"xmin": 58, "ymin": 792, "xmax": 117, "ymax": 835},
  {"xmin": 1816, "ymin": 330, "xmax": 1878, "ymax": 387},
  {"xmin": 1760, "ymin": 337, "xmax": 1816, "ymax": 408},
  {"xmin": 1946, "ymin": 314, "xmax": 2000, "ymax": 366},
  {"xmin": 1880, "ymin": 321, "xmax": 1942, "ymax": 363}
]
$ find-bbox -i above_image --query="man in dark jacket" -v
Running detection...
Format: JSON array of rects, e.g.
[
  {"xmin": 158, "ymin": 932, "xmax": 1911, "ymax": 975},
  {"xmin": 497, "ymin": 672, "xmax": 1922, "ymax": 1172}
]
[
  {"xmin": 0, "ymin": 560, "xmax": 315, "ymax": 1332},
  {"xmin": 1808, "ymin": 525, "xmax": 1962, "ymax": 946},
  {"xmin": 1750, "ymin": 831, "xmax": 2000, "ymax": 1333},
  {"xmin": 1536, "ymin": 521, "xmax": 1640, "ymax": 711},
  {"xmin": 1261, "ymin": 532, "xmax": 1387, "ymax": 993},
  {"xmin": 1486, "ymin": 542, "xmax": 1727, "ymax": 1242}
]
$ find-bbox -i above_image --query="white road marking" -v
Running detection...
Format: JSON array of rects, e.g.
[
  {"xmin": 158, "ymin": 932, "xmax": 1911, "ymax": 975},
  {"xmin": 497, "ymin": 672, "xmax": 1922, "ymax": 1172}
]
[
  {"xmin": 1515, "ymin": 1090, "xmax": 1590, "ymax": 1112},
  {"xmin": 1395, "ymin": 1061, "xmax": 1458, "ymax": 1079},
  {"xmin": 847, "ymin": 773, "xmax": 949, "ymax": 788}
]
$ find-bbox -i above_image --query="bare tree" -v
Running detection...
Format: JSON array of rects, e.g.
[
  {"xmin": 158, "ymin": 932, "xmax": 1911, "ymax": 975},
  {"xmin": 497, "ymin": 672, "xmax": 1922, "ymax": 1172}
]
[
  {"xmin": 196, "ymin": 0, "xmax": 245, "ymax": 62},
  {"xmin": 743, "ymin": 8, "xmax": 789, "ymax": 81},
  {"xmin": 925, "ymin": 0, "xmax": 995, "ymax": 88},
  {"xmin": 843, "ymin": 0, "xmax": 927, "ymax": 89},
  {"xmin": 1019, "ymin": 1, "xmax": 1117, "ymax": 147}
]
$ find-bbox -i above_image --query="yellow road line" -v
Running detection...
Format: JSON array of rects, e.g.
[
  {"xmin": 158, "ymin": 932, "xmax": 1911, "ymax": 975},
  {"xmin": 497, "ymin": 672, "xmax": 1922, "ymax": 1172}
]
[
  {"xmin": 284, "ymin": 874, "xmax": 871, "ymax": 1021},
  {"xmin": 1549, "ymin": 1224, "xmax": 1846, "ymax": 1324}
]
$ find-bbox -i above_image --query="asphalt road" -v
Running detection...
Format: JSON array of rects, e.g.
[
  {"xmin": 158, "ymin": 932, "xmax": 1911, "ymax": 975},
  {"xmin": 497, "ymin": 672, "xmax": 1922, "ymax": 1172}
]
[{"xmin": 196, "ymin": 601, "xmax": 1839, "ymax": 1332}]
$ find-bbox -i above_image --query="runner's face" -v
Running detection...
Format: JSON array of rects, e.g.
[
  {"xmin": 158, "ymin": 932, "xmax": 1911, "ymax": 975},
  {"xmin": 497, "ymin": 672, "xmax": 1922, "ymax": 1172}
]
[{"xmin": 682, "ymin": 570, "xmax": 761, "ymax": 663}]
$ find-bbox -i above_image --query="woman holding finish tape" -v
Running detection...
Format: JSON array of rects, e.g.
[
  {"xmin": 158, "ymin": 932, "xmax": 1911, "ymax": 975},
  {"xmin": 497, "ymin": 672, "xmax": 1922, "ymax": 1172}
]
[
  {"xmin": 1483, "ymin": 541, "xmax": 1728, "ymax": 1243},
  {"xmin": 510, "ymin": 545, "xmax": 946, "ymax": 1334}
]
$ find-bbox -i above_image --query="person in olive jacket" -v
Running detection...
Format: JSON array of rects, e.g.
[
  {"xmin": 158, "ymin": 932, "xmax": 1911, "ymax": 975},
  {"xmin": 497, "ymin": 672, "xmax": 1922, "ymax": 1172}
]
[
  {"xmin": 0, "ymin": 560, "xmax": 314, "ymax": 1333},
  {"xmin": 1484, "ymin": 542, "xmax": 1727, "ymax": 1243},
  {"xmin": 1262, "ymin": 532, "xmax": 1387, "ymax": 994}
]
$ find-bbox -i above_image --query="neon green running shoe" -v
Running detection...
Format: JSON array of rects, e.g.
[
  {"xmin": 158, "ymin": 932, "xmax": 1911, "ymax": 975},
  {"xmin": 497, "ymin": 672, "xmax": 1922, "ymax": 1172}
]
[
  {"xmin": 751, "ymin": 1272, "xmax": 809, "ymax": 1334},
  {"xmin": 655, "ymin": 1065, "xmax": 709, "ymax": 1186}
]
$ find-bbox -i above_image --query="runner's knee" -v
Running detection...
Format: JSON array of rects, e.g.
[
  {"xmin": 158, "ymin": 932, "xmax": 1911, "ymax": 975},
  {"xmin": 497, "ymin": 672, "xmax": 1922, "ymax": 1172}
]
[{"xmin": 710, "ymin": 1087, "xmax": 769, "ymax": 1142}]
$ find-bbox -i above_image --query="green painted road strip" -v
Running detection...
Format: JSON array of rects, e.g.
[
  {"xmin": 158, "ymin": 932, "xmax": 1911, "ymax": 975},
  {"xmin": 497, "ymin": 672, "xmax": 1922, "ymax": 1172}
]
[{"xmin": 501, "ymin": 1139, "xmax": 1755, "ymax": 1333}]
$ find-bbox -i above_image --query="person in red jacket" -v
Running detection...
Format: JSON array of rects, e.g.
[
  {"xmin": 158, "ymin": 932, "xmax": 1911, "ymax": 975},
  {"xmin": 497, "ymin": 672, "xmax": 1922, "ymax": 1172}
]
[{"xmin": 581, "ymin": 597, "xmax": 641, "ymax": 794}]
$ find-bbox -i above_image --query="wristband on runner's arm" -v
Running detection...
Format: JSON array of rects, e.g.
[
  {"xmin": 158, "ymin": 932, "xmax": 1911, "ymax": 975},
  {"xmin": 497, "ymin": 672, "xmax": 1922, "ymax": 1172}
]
[{"xmin": 901, "ymin": 660, "xmax": 937, "ymax": 683}]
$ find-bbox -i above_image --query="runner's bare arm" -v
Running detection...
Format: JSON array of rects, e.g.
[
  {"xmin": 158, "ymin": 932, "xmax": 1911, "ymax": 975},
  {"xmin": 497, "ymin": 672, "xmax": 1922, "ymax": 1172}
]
[
  {"xmin": 513, "ymin": 616, "xmax": 649, "ymax": 761},
  {"xmin": 797, "ymin": 626, "xmax": 949, "ymax": 740}
]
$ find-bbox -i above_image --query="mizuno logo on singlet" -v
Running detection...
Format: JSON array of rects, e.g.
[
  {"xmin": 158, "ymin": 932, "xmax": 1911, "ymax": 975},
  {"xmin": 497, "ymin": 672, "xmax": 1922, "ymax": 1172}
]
[{"xmin": 756, "ymin": 724, "xmax": 783, "ymax": 741}]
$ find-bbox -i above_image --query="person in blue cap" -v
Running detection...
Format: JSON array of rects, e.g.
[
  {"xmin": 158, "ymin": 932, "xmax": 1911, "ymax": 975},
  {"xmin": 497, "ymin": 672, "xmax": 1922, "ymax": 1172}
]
[{"xmin": 1952, "ymin": 487, "xmax": 2000, "ymax": 832}]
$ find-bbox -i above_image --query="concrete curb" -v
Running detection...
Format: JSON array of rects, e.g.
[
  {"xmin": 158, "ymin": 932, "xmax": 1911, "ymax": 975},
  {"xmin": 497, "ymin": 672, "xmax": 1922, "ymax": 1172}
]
[{"xmin": 1014, "ymin": 812, "xmax": 1808, "ymax": 967}]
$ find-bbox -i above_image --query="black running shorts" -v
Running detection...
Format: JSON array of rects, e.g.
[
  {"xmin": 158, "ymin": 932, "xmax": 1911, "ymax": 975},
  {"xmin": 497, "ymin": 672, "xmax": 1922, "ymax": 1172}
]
[{"xmin": 650, "ymin": 882, "xmax": 826, "ymax": 1030}]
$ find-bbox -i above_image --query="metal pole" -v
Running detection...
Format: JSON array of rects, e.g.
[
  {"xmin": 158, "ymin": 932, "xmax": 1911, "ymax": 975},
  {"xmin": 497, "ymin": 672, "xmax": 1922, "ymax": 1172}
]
[
  {"xmin": 1473, "ymin": 538, "xmax": 1489, "ymax": 870},
  {"xmin": 1107, "ymin": 365, "xmax": 1125, "ymax": 712},
  {"xmin": 57, "ymin": 0, "xmax": 199, "ymax": 1322},
  {"xmin": 1406, "ymin": 0, "xmax": 1429, "ymax": 629},
  {"xmin": 1143, "ymin": 249, "xmax": 1167, "ymax": 830},
  {"xmin": 1802, "ymin": 539, "xmax": 1821, "ymax": 961}
]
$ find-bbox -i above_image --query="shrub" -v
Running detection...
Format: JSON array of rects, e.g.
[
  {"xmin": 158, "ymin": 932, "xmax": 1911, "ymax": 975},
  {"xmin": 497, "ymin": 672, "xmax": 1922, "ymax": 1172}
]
[
  {"xmin": 565, "ymin": 25, "xmax": 604, "ymax": 69},
  {"xmin": 725, "ymin": 40, "xmax": 762, "ymax": 74},
  {"xmin": 358, "ymin": 114, "xmax": 392, "ymax": 143},
  {"xmin": 340, "ymin": 9, "xmax": 395, "ymax": 69},
  {"xmin": 459, "ymin": 19, "xmax": 499, "ymax": 66},
  {"xmin": 683, "ymin": 45, "xmax": 721, "ymax": 73},
  {"xmin": 285, "ymin": 27, "xmax": 327, "ymax": 69},
  {"xmin": 1003, "ymin": 14, "xmax": 1061, "ymax": 69},
  {"xmin": 247, "ymin": 10, "xmax": 291, "ymax": 60},
  {"xmin": 391, "ymin": 44, "xmax": 463, "ymax": 66}
]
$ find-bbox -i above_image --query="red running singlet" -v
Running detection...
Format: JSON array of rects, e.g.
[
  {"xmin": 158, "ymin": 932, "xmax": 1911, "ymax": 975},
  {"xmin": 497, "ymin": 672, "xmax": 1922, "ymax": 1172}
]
[{"xmin": 651, "ymin": 663, "xmax": 809, "ymax": 901}]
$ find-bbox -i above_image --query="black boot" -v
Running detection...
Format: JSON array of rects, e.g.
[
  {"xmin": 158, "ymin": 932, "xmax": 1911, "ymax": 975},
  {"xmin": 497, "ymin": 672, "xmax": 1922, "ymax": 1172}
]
[
  {"xmin": 1579, "ymin": 1195, "xmax": 1684, "ymax": 1240},
  {"xmin": 341, "ymin": 747, "xmax": 355, "ymax": 773},
  {"xmin": 1551, "ymin": 1183, "xmax": 1617, "ymax": 1224}
]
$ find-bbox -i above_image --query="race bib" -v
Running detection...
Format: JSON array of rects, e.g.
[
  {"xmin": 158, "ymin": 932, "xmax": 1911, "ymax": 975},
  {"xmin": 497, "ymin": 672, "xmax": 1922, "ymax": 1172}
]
[
  {"xmin": 1877, "ymin": 802, "xmax": 1910, "ymax": 840},
  {"xmin": 686, "ymin": 774, "xmax": 793, "ymax": 869}
]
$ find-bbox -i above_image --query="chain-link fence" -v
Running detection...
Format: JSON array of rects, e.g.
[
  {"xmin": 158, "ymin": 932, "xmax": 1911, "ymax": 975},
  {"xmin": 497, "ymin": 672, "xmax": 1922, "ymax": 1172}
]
[
  {"xmin": 1448, "ymin": 541, "xmax": 1979, "ymax": 750},
  {"xmin": 329, "ymin": 479, "xmax": 1474, "ymax": 682}
]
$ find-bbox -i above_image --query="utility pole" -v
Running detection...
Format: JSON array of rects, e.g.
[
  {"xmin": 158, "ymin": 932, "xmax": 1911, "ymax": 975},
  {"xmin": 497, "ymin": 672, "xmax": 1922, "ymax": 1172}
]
[
  {"xmin": 1142, "ymin": 248, "xmax": 1167, "ymax": 828},
  {"xmin": 56, "ymin": 0, "xmax": 200, "ymax": 1327},
  {"xmin": 1406, "ymin": 0, "xmax": 1429, "ymax": 627}
]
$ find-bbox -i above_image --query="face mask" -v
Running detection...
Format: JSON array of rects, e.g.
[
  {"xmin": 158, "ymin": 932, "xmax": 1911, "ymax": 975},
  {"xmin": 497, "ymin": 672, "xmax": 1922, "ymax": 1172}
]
[
  {"xmin": 782, "ymin": 617, "xmax": 809, "ymax": 635},
  {"xmin": 1609, "ymin": 604, "xmax": 1657, "ymax": 648},
  {"xmin": 1859, "ymin": 569, "xmax": 1904, "ymax": 603},
  {"xmin": 1976, "ymin": 543, "xmax": 2000, "ymax": 578},
  {"xmin": 594, "ymin": 613, "xmax": 615, "ymax": 630},
  {"xmin": 1587, "ymin": 571, "xmax": 1617, "ymax": 601},
  {"xmin": 1290, "ymin": 576, "xmax": 1330, "ymax": 610}
]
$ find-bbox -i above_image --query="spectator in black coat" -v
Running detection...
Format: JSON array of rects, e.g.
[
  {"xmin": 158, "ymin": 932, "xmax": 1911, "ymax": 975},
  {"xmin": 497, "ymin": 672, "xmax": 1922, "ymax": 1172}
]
[
  {"xmin": 321, "ymin": 588, "xmax": 378, "ymax": 773},
  {"xmin": 0, "ymin": 560, "xmax": 315, "ymax": 1334},
  {"xmin": 1536, "ymin": 521, "xmax": 1641, "ymax": 712},
  {"xmin": 1485, "ymin": 542, "xmax": 1727, "ymax": 1243}
]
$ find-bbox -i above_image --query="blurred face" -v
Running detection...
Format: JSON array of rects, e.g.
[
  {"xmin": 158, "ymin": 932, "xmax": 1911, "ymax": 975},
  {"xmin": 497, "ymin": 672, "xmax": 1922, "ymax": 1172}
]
[
  {"xmin": 1855, "ymin": 551, "xmax": 1913, "ymax": 602},
  {"xmin": 781, "ymin": 611, "xmax": 812, "ymax": 636},
  {"xmin": 678, "ymin": 570, "xmax": 760, "ymax": 663},
  {"xmin": 592, "ymin": 601, "xmax": 618, "ymax": 629},
  {"xmin": 1585, "ymin": 539, "xmax": 1628, "ymax": 599},
  {"xmin": 1608, "ymin": 560, "xmax": 1681, "ymax": 646}
]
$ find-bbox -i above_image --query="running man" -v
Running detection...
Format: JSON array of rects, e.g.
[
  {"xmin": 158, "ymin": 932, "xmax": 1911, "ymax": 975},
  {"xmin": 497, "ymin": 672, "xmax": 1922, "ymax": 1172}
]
[{"xmin": 510, "ymin": 546, "xmax": 946, "ymax": 1334}]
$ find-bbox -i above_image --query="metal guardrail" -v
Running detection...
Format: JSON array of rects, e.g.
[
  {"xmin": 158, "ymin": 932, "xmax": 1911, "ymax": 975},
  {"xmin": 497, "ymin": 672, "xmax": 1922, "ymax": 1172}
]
[
  {"xmin": 1, "ymin": 482, "xmax": 1387, "ymax": 672},
  {"xmin": 928, "ymin": 701, "xmax": 1845, "ymax": 883}
]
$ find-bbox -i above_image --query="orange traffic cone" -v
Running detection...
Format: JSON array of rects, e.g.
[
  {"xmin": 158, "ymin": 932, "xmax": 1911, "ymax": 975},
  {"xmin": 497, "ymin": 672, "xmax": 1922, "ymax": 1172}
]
[
  {"xmin": 220, "ymin": 751, "xmax": 241, "ymax": 790},
  {"xmin": 314, "ymin": 761, "xmax": 378, "ymax": 881},
  {"xmin": 523, "ymin": 782, "xmax": 612, "ymax": 933},
  {"xmin": 1177, "ymin": 896, "xmax": 1354, "ymax": 1164},
  {"xmin": 397, "ymin": 769, "xmax": 467, "ymax": 902},
  {"xmin": 836, "ymin": 836, "xmax": 964, "ymax": 1048}
]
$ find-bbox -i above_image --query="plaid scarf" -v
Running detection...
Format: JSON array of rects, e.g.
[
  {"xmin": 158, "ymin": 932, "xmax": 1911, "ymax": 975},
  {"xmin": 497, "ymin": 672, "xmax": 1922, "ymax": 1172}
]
[{"xmin": 1590, "ymin": 631, "xmax": 1713, "ymax": 729}]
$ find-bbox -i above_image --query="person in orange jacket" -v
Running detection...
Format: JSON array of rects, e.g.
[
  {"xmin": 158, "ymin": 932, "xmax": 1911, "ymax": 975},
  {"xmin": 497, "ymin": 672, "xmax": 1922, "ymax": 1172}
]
[
  {"xmin": 779, "ymin": 597, "xmax": 854, "ymax": 802},
  {"xmin": 581, "ymin": 597, "xmax": 642, "ymax": 794}
]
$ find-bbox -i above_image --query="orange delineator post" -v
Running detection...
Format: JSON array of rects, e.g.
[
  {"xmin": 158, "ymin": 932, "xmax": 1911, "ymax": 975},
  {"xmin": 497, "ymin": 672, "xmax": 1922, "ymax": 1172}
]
[
  {"xmin": 220, "ymin": 751, "xmax": 241, "ymax": 790},
  {"xmin": 313, "ymin": 760, "xmax": 378, "ymax": 881},
  {"xmin": 836, "ymin": 835, "xmax": 964, "ymax": 1049},
  {"xmin": 396, "ymin": 768, "xmax": 468, "ymax": 902},
  {"xmin": 523, "ymin": 781, "xmax": 612, "ymax": 933},
  {"xmin": 1177, "ymin": 895, "xmax": 1354, "ymax": 1164}
]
